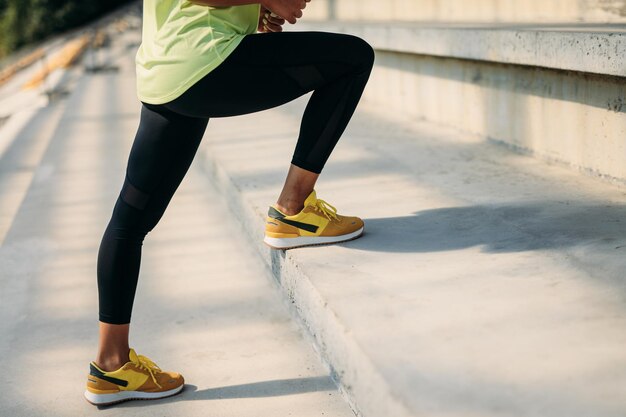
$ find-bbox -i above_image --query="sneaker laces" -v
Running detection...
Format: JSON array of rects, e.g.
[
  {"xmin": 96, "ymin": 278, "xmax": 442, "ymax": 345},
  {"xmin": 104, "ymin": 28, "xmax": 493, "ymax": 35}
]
[
  {"xmin": 132, "ymin": 354, "xmax": 162, "ymax": 388},
  {"xmin": 314, "ymin": 198, "xmax": 339, "ymax": 221}
]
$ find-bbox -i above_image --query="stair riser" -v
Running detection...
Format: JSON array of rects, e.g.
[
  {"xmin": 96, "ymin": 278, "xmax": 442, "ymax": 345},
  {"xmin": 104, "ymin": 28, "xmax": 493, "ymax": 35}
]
[{"xmin": 366, "ymin": 51, "xmax": 626, "ymax": 185}]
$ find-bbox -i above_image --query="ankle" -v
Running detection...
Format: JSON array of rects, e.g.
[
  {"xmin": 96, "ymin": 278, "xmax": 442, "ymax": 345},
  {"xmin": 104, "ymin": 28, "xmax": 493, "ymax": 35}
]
[
  {"xmin": 276, "ymin": 201, "xmax": 304, "ymax": 216},
  {"xmin": 96, "ymin": 350, "xmax": 129, "ymax": 372},
  {"xmin": 95, "ymin": 357, "xmax": 127, "ymax": 372},
  {"xmin": 276, "ymin": 187, "xmax": 314, "ymax": 215}
]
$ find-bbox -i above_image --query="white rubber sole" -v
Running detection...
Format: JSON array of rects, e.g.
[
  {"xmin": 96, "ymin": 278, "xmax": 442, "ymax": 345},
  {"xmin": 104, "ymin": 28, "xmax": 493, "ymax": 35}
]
[
  {"xmin": 264, "ymin": 227, "xmax": 364, "ymax": 250},
  {"xmin": 84, "ymin": 384, "xmax": 184, "ymax": 406}
]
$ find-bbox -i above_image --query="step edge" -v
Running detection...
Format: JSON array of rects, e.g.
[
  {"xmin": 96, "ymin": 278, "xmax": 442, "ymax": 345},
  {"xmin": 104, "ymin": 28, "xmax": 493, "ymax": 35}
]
[{"xmin": 198, "ymin": 144, "xmax": 415, "ymax": 417}]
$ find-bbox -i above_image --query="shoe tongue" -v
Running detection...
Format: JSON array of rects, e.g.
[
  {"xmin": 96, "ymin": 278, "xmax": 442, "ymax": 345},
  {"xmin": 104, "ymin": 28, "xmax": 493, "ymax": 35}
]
[
  {"xmin": 303, "ymin": 190, "xmax": 317, "ymax": 207},
  {"xmin": 128, "ymin": 348, "xmax": 138, "ymax": 363}
]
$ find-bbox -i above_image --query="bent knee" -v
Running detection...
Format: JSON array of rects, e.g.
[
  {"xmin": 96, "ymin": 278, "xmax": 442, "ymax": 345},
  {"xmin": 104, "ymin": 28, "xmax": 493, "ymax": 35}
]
[{"xmin": 346, "ymin": 35, "xmax": 375, "ymax": 71}]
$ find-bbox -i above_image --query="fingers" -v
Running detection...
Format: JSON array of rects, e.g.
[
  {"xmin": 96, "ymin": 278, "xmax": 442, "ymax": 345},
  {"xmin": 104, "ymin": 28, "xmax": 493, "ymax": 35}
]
[
  {"xmin": 263, "ymin": 11, "xmax": 285, "ymax": 32},
  {"xmin": 266, "ymin": 14, "xmax": 285, "ymax": 25},
  {"xmin": 264, "ymin": 0, "xmax": 306, "ymax": 25},
  {"xmin": 263, "ymin": 21, "xmax": 283, "ymax": 32}
]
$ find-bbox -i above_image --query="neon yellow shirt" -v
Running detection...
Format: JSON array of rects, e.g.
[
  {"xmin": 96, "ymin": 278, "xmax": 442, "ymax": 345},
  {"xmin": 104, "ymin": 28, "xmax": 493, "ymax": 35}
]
[{"xmin": 136, "ymin": 1, "xmax": 260, "ymax": 104}]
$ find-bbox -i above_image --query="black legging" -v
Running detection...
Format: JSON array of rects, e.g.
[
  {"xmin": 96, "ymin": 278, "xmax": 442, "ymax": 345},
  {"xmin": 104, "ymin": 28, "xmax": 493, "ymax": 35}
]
[{"xmin": 98, "ymin": 31, "xmax": 375, "ymax": 324}]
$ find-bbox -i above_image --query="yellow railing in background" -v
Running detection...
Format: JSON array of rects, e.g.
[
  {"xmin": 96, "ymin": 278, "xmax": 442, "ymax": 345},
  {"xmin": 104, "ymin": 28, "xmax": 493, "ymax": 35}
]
[
  {"xmin": 0, "ymin": 48, "xmax": 45, "ymax": 87},
  {"xmin": 22, "ymin": 35, "xmax": 91, "ymax": 90}
]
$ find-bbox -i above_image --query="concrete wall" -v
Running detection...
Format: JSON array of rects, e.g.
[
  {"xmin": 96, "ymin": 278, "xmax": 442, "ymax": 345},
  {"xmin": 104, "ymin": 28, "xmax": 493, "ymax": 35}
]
[
  {"xmin": 304, "ymin": 0, "xmax": 626, "ymax": 23},
  {"xmin": 298, "ymin": 2, "xmax": 626, "ymax": 183},
  {"xmin": 366, "ymin": 51, "xmax": 626, "ymax": 183}
]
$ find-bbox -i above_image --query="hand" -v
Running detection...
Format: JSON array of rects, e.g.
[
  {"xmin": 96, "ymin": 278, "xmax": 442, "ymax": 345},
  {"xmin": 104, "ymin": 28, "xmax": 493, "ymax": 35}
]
[
  {"xmin": 258, "ymin": 7, "xmax": 286, "ymax": 32},
  {"xmin": 260, "ymin": 0, "xmax": 310, "ymax": 25}
]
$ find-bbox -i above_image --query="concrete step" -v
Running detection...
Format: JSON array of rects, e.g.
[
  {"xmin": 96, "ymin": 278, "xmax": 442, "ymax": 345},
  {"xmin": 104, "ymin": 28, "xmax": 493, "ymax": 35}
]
[
  {"xmin": 0, "ymin": 25, "xmax": 355, "ymax": 417},
  {"xmin": 288, "ymin": 22, "xmax": 626, "ymax": 185},
  {"xmin": 0, "ymin": 101, "xmax": 66, "ymax": 244},
  {"xmin": 198, "ymin": 95, "xmax": 626, "ymax": 417}
]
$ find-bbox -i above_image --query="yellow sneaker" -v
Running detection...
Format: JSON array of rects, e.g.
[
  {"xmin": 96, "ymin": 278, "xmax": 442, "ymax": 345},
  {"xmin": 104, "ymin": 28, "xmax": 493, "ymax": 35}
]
[
  {"xmin": 264, "ymin": 190, "xmax": 364, "ymax": 249},
  {"xmin": 84, "ymin": 349, "xmax": 184, "ymax": 406}
]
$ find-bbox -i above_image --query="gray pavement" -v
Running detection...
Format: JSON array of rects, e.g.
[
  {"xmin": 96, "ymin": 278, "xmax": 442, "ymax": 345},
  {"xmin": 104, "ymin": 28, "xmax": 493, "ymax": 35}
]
[
  {"xmin": 199, "ymin": 93, "xmax": 626, "ymax": 416},
  {"xmin": 0, "ymin": 28, "xmax": 354, "ymax": 417}
]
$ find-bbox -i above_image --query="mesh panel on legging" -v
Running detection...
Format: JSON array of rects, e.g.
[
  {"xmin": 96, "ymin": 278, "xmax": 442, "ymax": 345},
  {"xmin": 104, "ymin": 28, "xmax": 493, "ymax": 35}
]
[{"xmin": 97, "ymin": 105, "xmax": 208, "ymax": 324}]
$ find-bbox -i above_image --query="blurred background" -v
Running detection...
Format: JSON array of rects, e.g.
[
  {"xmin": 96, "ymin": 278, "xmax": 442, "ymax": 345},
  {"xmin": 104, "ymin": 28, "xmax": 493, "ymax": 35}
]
[{"xmin": 0, "ymin": 0, "xmax": 132, "ymax": 58}]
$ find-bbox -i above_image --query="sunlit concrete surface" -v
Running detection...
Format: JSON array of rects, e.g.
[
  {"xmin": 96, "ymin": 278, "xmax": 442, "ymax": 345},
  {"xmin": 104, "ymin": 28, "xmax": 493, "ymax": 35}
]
[
  {"xmin": 200, "ymin": 93, "xmax": 626, "ymax": 417},
  {"xmin": 0, "ymin": 19, "xmax": 354, "ymax": 417}
]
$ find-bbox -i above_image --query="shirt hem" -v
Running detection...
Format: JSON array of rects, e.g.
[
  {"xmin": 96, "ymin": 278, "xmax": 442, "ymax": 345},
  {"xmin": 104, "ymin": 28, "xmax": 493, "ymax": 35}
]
[{"xmin": 137, "ymin": 34, "xmax": 248, "ymax": 105}]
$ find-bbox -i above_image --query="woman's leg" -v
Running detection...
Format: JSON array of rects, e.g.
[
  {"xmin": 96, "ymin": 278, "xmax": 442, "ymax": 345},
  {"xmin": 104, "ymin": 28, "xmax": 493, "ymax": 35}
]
[
  {"xmin": 96, "ymin": 104, "xmax": 208, "ymax": 369},
  {"xmin": 165, "ymin": 31, "xmax": 375, "ymax": 212},
  {"xmin": 96, "ymin": 31, "xmax": 374, "ymax": 366},
  {"xmin": 96, "ymin": 323, "xmax": 129, "ymax": 371}
]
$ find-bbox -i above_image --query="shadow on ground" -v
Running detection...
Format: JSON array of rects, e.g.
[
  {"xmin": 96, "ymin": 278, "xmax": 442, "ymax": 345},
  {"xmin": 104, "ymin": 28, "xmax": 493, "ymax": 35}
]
[
  {"xmin": 110, "ymin": 376, "xmax": 337, "ymax": 409},
  {"xmin": 350, "ymin": 202, "xmax": 626, "ymax": 253}
]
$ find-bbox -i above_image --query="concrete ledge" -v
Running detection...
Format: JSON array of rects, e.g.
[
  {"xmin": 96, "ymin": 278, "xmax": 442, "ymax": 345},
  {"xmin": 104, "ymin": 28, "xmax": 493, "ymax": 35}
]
[
  {"xmin": 302, "ymin": 0, "xmax": 626, "ymax": 24},
  {"xmin": 294, "ymin": 21, "xmax": 626, "ymax": 77}
]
